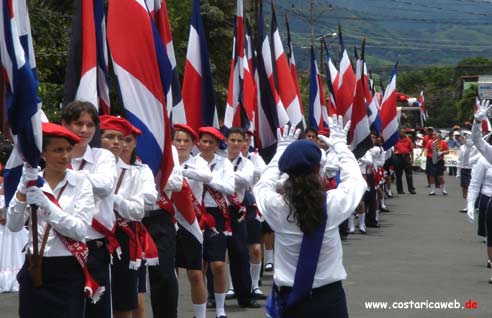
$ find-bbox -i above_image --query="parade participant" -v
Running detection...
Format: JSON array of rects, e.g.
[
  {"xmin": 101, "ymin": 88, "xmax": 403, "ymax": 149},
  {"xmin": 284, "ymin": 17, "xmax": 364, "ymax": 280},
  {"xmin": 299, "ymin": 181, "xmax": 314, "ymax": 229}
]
[
  {"xmin": 359, "ymin": 133, "xmax": 379, "ymax": 228},
  {"xmin": 304, "ymin": 127, "xmax": 318, "ymax": 142},
  {"xmin": 173, "ymin": 124, "xmax": 211, "ymax": 318},
  {"xmin": 99, "ymin": 115, "xmax": 144, "ymax": 318},
  {"xmin": 198, "ymin": 126, "xmax": 235, "ymax": 318},
  {"xmin": 255, "ymin": 116, "xmax": 366, "ymax": 317},
  {"xmin": 373, "ymin": 136, "xmax": 389, "ymax": 214},
  {"xmin": 224, "ymin": 127, "xmax": 260, "ymax": 308},
  {"xmin": 241, "ymin": 131, "xmax": 267, "ymax": 299},
  {"xmin": 457, "ymin": 131, "xmax": 478, "ymax": 213},
  {"xmin": 422, "ymin": 127, "xmax": 434, "ymax": 188},
  {"xmin": 61, "ymin": 101, "xmax": 117, "ymax": 318},
  {"xmin": 394, "ymin": 129, "xmax": 416, "ymax": 195},
  {"xmin": 424, "ymin": 132, "xmax": 449, "ymax": 195},
  {"xmin": 8, "ymin": 123, "xmax": 96, "ymax": 318},
  {"xmin": 120, "ymin": 124, "xmax": 158, "ymax": 318}
]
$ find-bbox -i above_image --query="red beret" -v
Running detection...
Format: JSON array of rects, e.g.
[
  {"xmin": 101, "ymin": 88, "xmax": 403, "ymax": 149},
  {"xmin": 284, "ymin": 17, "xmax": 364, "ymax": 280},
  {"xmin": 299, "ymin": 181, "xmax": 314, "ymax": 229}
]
[
  {"xmin": 100, "ymin": 115, "xmax": 133, "ymax": 135},
  {"xmin": 42, "ymin": 122, "xmax": 81, "ymax": 144},
  {"xmin": 129, "ymin": 124, "xmax": 142, "ymax": 136},
  {"xmin": 318, "ymin": 128, "xmax": 330, "ymax": 137},
  {"xmin": 174, "ymin": 124, "xmax": 198, "ymax": 141},
  {"xmin": 198, "ymin": 126, "xmax": 224, "ymax": 141}
]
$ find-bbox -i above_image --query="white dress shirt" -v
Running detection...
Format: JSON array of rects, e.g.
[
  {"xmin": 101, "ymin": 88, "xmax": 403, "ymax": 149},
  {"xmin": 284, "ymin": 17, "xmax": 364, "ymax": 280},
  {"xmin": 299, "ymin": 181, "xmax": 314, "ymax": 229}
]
[
  {"xmin": 8, "ymin": 170, "xmax": 96, "ymax": 257},
  {"xmin": 457, "ymin": 142, "xmax": 478, "ymax": 170},
  {"xmin": 72, "ymin": 146, "xmax": 117, "ymax": 240},
  {"xmin": 114, "ymin": 160, "xmax": 144, "ymax": 221},
  {"xmin": 182, "ymin": 155, "xmax": 212, "ymax": 201},
  {"xmin": 201, "ymin": 154, "xmax": 235, "ymax": 208},
  {"xmin": 229, "ymin": 154, "xmax": 255, "ymax": 203},
  {"xmin": 472, "ymin": 122, "xmax": 492, "ymax": 164},
  {"xmin": 135, "ymin": 163, "xmax": 158, "ymax": 208},
  {"xmin": 253, "ymin": 142, "xmax": 366, "ymax": 288},
  {"xmin": 467, "ymin": 156, "xmax": 492, "ymax": 212},
  {"xmin": 246, "ymin": 151, "xmax": 266, "ymax": 185}
]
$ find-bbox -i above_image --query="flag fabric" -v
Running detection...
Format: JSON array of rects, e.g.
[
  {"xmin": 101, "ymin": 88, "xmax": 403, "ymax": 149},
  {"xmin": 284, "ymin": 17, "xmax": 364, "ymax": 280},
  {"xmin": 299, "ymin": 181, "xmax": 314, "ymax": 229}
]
[
  {"xmin": 308, "ymin": 46, "xmax": 328, "ymax": 129},
  {"xmin": 147, "ymin": 0, "xmax": 186, "ymax": 125},
  {"xmin": 322, "ymin": 40, "xmax": 338, "ymax": 116},
  {"xmin": 224, "ymin": 0, "xmax": 245, "ymax": 129},
  {"xmin": 419, "ymin": 90, "xmax": 427, "ymax": 123},
  {"xmin": 270, "ymin": 4, "xmax": 304, "ymax": 129},
  {"xmin": 181, "ymin": 0, "xmax": 219, "ymax": 133},
  {"xmin": 1, "ymin": 0, "xmax": 43, "ymax": 205},
  {"xmin": 107, "ymin": 0, "xmax": 174, "ymax": 193},
  {"xmin": 362, "ymin": 49, "xmax": 381, "ymax": 134},
  {"xmin": 350, "ymin": 49, "xmax": 372, "ymax": 159},
  {"xmin": 285, "ymin": 15, "xmax": 303, "ymax": 120},
  {"xmin": 241, "ymin": 20, "xmax": 256, "ymax": 133},
  {"xmin": 475, "ymin": 97, "xmax": 492, "ymax": 133},
  {"xmin": 254, "ymin": 1, "xmax": 289, "ymax": 150},
  {"xmin": 380, "ymin": 62, "xmax": 399, "ymax": 150},
  {"xmin": 63, "ymin": 0, "xmax": 110, "ymax": 113},
  {"xmin": 336, "ymin": 26, "xmax": 356, "ymax": 125}
]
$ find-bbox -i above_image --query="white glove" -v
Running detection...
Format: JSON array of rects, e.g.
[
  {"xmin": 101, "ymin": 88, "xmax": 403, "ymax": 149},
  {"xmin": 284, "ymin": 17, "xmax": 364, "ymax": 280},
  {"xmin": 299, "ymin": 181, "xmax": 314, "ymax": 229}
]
[
  {"xmin": 319, "ymin": 115, "xmax": 351, "ymax": 148},
  {"xmin": 475, "ymin": 99, "xmax": 491, "ymax": 122},
  {"xmin": 26, "ymin": 187, "xmax": 52, "ymax": 217},
  {"xmin": 17, "ymin": 164, "xmax": 39, "ymax": 194},
  {"xmin": 467, "ymin": 208, "xmax": 474, "ymax": 223},
  {"xmin": 182, "ymin": 165, "xmax": 201, "ymax": 180},
  {"xmin": 276, "ymin": 125, "xmax": 301, "ymax": 149}
]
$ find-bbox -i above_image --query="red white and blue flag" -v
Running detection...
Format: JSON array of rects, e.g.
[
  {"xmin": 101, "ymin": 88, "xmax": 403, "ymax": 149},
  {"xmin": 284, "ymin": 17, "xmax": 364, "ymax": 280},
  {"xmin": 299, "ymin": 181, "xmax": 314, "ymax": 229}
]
[
  {"xmin": 1, "ymin": 0, "xmax": 43, "ymax": 204},
  {"xmin": 380, "ymin": 61, "xmax": 399, "ymax": 150},
  {"xmin": 285, "ymin": 15, "xmax": 303, "ymax": 123},
  {"xmin": 322, "ymin": 40, "xmax": 339, "ymax": 116},
  {"xmin": 147, "ymin": 0, "xmax": 186, "ymax": 125},
  {"xmin": 271, "ymin": 4, "xmax": 304, "ymax": 129},
  {"xmin": 350, "ymin": 41, "xmax": 372, "ymax": 159},
  {"xmin": 336, "ymin": 26, "xmax": 356, "ymax": 125},
  {"xmin": 254, "ymin": 1, "xmax": 289, "ymax": 150},
  {"xmin": 181, "ymin": 0, "xmax": 219, "ymax": 133},
  {"xmin": 308, "ymin": 46, "xmax": 328, "ymax": 129},
  {"xmin": 64, "ymin": 0, "xmax": 110, "ymax": 114},
  {"xmin": 107, "ymin": 0, "xmax": 174, "ymax": 194}
]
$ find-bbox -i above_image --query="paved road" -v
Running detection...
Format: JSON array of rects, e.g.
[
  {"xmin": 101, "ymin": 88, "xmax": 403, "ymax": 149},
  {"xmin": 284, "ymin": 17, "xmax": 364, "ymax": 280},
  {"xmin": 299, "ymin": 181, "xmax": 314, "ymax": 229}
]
[{"xmin": 1, "ymin": 172, "xmax": 491, "ymax": 317}]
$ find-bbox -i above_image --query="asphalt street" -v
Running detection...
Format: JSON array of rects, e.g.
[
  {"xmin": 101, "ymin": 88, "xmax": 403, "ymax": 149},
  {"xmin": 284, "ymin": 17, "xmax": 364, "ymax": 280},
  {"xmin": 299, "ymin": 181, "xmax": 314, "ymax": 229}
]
[{"xmin": 1, "ymin": 172, "xmax": 490, "ymax": 317}]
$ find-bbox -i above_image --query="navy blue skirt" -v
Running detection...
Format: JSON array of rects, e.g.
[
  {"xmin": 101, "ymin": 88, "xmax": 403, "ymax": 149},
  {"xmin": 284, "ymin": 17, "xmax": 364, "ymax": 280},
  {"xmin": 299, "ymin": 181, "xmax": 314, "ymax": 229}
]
[{"xmin": 17, "ymin": 256, "xmax": 85, "ymax": 318}]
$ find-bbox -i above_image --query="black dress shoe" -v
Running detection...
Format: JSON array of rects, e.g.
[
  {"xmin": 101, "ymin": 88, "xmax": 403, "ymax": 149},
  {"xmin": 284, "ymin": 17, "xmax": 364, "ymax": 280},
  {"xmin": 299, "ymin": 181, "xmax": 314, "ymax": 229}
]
[
  {"xmin": 240, "ymin": 300, "xmax": 261, "ymax": 308},
  {"xmin": 409, "ymin": 190, "xmax": 416, "ymax": 194},
  {"xmin": 380, "ymin": 207, "xmax": 390, "ymax": 212},
  {"xmin": 366, "ymin": 222, "xmax": 380, "ymax": 228},
  {"xmin": 397, "ymin": 191, "xmax": 405, "ymax": 194}
]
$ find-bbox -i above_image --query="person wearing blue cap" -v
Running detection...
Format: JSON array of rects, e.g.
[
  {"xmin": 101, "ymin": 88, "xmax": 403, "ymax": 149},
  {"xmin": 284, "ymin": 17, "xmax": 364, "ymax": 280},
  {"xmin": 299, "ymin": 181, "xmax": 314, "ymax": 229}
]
[{"xmin": 254, "ymin": 115, "xmax": 366, "ymax": 318}]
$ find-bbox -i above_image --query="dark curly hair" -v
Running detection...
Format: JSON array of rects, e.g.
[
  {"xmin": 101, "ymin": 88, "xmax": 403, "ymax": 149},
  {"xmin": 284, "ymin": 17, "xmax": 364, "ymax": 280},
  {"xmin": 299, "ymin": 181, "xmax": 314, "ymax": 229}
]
[{"xmin": 283, "ymin": 170, "xmax": 325, "ymax": 233}]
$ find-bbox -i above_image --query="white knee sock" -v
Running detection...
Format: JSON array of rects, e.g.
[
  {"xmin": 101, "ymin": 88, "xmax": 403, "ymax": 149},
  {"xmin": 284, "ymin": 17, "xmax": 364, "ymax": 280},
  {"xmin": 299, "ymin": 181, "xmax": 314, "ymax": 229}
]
[
  {"xmin": 215, "ymin": 293, "xmax": 226, "ymax": 317},
  {"xmin": 348, "ymin": 214, "xmax": 355, "ymax": 232},
  {"xmin": 265, "ymin": 249, "xmax": 273, "ymax": 264},
  {"xmin": 226, "ymin": 263, "xmax": 233, "ymax": 290},
  {"xmin": 193, "ymin": 303, "xmax": 206, "ymax": 318},
  {"xmin": 250, "ymin": 263, "xmax": 261, "ymax": 289},
  {"xmin": 359, "ymin": 213, "xmax": 366, "ymax": 227}
]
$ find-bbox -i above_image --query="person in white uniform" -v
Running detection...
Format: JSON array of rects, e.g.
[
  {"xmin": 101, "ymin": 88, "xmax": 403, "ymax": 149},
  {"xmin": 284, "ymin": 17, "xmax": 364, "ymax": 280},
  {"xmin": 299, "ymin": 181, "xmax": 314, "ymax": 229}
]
[
  {"xmin": 9, "ymin": 123, "xmax": 97, "ymax": 318},
  {"xmin": 254, "ymin": 116, "xmax": 366, "ymax": 317}
]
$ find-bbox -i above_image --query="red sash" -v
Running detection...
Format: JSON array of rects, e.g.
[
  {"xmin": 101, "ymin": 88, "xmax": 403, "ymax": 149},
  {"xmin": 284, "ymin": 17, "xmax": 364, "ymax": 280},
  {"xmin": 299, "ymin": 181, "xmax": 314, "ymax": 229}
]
[
  {"xmin": 204, "ymin": 185, "xmax": 232, "ymax": 235},
  {"xmin": 135, "ymin": 222, "xmax": 159, "ymax": 266},
  {"xmin": 91, "ymin": 219, "xmax": 121, "ymax": 259},
  {"xmin": 156, "ymin": 192, "xmax": 175, "ymax": 222},
  {"xmin": 174, "ymin": 179, "xmax": 215, "ymax": 230},
  {"xmin": 39, "ymin": 187, "xmax": 104, "ymax": 304}
]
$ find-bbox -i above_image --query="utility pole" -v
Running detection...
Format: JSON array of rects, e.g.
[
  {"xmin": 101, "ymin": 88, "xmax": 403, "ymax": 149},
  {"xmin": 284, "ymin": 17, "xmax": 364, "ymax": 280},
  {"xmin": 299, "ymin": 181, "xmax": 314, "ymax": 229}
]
[{"xmin": 310, "ymin": 0, "xmax": 314, "ymax": 46}]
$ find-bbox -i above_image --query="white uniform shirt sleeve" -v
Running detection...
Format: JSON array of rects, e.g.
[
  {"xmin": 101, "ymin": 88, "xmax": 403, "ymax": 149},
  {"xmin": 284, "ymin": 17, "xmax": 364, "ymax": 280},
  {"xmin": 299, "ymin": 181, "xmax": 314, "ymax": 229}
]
[
  {"xmin": 86, "ymin": 148, "xmax": 117, "ymax": 198},
  {"xmin": 164, "ymin": 146, "xmax": 183, "ymax": 193},
  {"xmin": 138, "ymin": 164, "xmax": 158, "ymax": 207},
  {"xmin": 209, "ymin": 157, "xmax": 235, "ymax": 195},
  {"xmin": 183, "ymin": 155, "xmax": 213, "ymax": 184},
  {"xmin": 472, "ymin": 122, "xmax": 492, "ymax": 163},
  {"xmin": 467, "ymin": 157, "xmax": 485, "ymax": 212},
  {"xmin": 115, "ymin": 166, "xmax": 145, "ymax": 221},
  {"xmin": 7, "ymin": 197, "xmax": 29, "ymax": 232},
  {"xmin": 234, "ymin": 157, "xmax": 254, "ymax": 190},
  {"xmin": 248, "ymin": 152, "xmax": 267, "ymax": 180}
]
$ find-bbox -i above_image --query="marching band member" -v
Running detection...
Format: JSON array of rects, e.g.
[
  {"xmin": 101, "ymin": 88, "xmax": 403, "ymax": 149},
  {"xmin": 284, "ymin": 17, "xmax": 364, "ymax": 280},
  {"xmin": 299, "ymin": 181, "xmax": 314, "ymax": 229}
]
[
  {"xmin": 120, "ymin": 124, "xmax": 159, "ymax": 318},
  {"xmin": 61, "ymin": 101, "xmax": 117, "ymax": 318},
  {"xmin": 457, "ymin": 131, "xmax": 478, "ymax": 213},
  {"xmin": 173, "ymin": 124, "xmax": 212, "ymax": 318},
  {"xmin": 98, "ymin": 116, "xmax": 144, "ymax": 318},
  {"xmin": 9, "ymin": 123, "xmax": 96, "ymax": 318},
  {"xmin": 198, "ymin": 126, "xmax": 235, "ymax": 318},
  {"xmin": 424, "ymin": 132, "xmax": 449, "ymax": 195},
  {"xmin": 255, "ymin": 116, "xmax": 366, "ymax": 317}
]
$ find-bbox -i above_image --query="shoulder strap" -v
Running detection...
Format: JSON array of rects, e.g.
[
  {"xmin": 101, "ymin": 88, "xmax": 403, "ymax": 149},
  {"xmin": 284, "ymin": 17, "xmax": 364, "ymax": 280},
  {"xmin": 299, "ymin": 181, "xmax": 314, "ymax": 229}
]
[{"xmin": 114, "ymin": 168, "xmax": 127, "ymax": 195}]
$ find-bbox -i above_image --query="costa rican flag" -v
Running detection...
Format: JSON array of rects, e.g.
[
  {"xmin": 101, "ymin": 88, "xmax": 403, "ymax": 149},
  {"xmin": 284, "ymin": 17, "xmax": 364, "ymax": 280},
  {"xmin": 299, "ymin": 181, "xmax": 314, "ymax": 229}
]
[
  {"xmin": 380, "ymin": 61, "xmax": 399, "ymax": 150},
  {"xmin": 241, "ymin": 20, "xmax": 256, "ymax": 133},
  {"xmin": 107, "ymin": 0, "xmax": 174, "ymax": 193},
  {"xmin": 285, "ymin": 15, "xmax": 303, "ymax": 122},
  {"xmin": 270, "ymin": 3, "xmax": 304, "ymax": 129},
  {"xmin": 254, "ymin": 1, "xmax": 289, "ymax": 151},
  {"xmin": 64, "ymin": 0, "xmax": 110, "ymax": 114},
  {"xmin": 181, "ymin": 0, "xmax": 219, "ymax": 133},
  {"xmin": 350, "ymin": 47, "xmax": 372, "ymax": 159},
  {"xmin": 147, "ymin": 0, "xmax": 186, "ymax": 125},
  {"xmin": 224, "ymin": 0, "xmax": 245, "ymax": 129},
  {"xmin": 308, "ymin": 46, "xmax": 328, "ymax": 129},
  {"xmin": 336, "ymin": 25, "xmax": 355, "ymax": 125},
  {"xmin": 1, "ymin": 0, "xmax": 43, "ymax": 204},
  {"xmin": 322, "ymin": 40, "xmax": 339, "ymax": 116}
]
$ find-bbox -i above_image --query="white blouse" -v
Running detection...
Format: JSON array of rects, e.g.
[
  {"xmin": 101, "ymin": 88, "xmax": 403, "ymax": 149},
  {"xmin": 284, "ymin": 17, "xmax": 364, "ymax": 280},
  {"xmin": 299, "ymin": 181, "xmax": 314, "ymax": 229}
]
[
  {"xmin": 113, "ymin": 160, "xmax": 144, "ymax": 221},
  {"xmin": 201, "ymin": 154, "xmax": 235, "ymax": 208},
  {"xmin": 467, "ymin": 156, "xmax": 492, "ymax": 212},
  {"xmin": 8, "ymin": 170, "xmax": 96, "ymax": 257}
]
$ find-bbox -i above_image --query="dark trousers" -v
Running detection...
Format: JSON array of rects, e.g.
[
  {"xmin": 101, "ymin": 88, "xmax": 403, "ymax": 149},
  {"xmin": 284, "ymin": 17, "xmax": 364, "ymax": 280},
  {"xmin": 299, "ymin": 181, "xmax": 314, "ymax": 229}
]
[
  {"xmin": 280, "ymin": 281, "xmax": 348, "ymax": 318},
  {"xmin": 18, "ymin": 256, "xmax": 85, "ymax": 318},
  {"xmin": 365, "ymin": 174, "xmax": 378, "ymax": 225},
  {"xmin": 85, "ymin": 240, "xmax": 111, "ymax": 318},
  {"xmin": 227, "ymin": 206, "xmax": 254, "ymax": 305},
  {"xmin": 395, "ymin": 154, "xmax": 414, "ymax": 193},
  {"xmin": 143, "ymin": 211, "xmax": 178, "ymax": 318}
]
